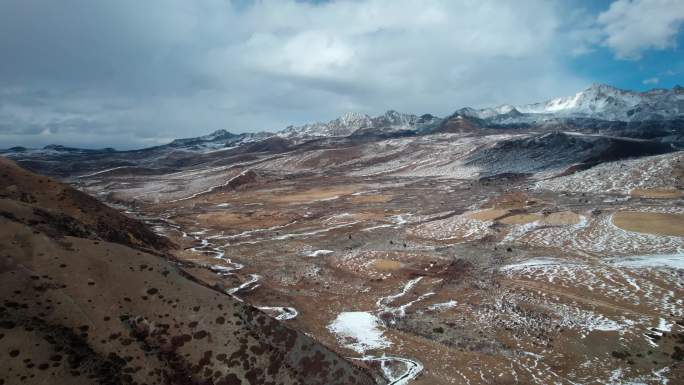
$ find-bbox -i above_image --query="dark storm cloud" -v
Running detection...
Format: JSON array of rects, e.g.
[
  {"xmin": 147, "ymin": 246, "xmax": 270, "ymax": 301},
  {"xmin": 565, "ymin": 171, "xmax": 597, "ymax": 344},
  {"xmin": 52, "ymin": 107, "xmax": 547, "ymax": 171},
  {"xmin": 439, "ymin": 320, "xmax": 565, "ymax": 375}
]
[{"xmin": 0, "ymin": 1, "xmax": 212, "ymax": 92}]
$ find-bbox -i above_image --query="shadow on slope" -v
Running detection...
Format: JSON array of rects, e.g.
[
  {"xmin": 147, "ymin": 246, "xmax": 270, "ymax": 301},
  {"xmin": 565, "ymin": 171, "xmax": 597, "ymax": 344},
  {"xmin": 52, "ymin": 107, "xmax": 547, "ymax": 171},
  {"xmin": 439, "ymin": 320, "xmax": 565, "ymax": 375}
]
[{"xmin": 463, "ymin": 132, "xmax": 675, "ymax": 178}]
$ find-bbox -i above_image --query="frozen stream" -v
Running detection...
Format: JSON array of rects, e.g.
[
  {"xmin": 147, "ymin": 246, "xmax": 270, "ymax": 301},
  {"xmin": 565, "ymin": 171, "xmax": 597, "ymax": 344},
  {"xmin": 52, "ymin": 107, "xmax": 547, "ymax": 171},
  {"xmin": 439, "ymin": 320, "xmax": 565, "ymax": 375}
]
[
  {"xmin": 130, "ymin": 206, "xmax": 422, "ymax": 383},
  {"xmin": 124, "ymin": 207, "xmax": 300, "ymax": 322},
  {"xmin": 356, "ymin": 356, "xmax": 424, "ymax": 385},
  {"xmin": 328, "ymin": 278, "xmax": 431, "ymax": 384},
  {"xmin": 186, "ymin": 228, "xmax": 300, "ymax": 321}
]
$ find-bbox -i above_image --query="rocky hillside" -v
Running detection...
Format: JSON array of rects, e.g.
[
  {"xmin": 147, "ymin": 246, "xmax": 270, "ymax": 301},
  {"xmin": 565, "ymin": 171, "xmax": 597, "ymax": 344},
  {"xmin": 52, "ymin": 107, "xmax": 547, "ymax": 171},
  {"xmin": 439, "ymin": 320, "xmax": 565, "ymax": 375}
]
[
  {"xmin": 0, "ymin": 157, "xmax": 379, "ymax": 385},
  {"xmin": 462, "ymin": 132, "xmax": 675, "ymax": 178},
  {"xmin": 0, "ymin": 157, "xmax": 172, "ymax": 252}
]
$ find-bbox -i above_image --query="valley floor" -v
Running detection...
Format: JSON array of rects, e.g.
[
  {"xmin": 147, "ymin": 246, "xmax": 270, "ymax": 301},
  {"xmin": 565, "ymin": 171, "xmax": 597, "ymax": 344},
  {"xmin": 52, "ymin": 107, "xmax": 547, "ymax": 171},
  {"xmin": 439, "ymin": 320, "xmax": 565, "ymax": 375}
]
[{"xmin": 70, "ymin": 148, "xmax": 684, "ymax": 385}]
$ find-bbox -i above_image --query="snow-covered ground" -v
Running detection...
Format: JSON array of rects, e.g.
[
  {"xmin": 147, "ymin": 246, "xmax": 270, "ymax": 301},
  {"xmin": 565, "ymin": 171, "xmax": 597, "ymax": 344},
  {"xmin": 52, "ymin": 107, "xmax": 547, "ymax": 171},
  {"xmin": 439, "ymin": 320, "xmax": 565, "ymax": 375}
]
[
  {"xmin": 326, "ymin": 276, "xmax": 438, "ymax": 384},
  {"xmin": 608, "ymin": 252, "xmax": 684, "ymax": 270},
  {"xmin": 257, "ymin": 306, "xmax": 299, "ymax": 321},
  {"xmin": 410, "ymin": 212, "xmax": 495, "ymax": 242},
  {"xmin": 535, "ymin": 152, "xmax": 683, "ymax": 194},
  {"xmin": 499, "ymin": 249, "xmax": 683, "ymax": 352},
  {"xmin": 327, "ymin": 311, "xmax": 391, "ymax": 354},
  {"xmin": 306, "ymin": 249, "xmax": 334, "ymax": 257},
  {"xmin": 501, "ymin": 211, "xmax": 683, "ymax": 257}
]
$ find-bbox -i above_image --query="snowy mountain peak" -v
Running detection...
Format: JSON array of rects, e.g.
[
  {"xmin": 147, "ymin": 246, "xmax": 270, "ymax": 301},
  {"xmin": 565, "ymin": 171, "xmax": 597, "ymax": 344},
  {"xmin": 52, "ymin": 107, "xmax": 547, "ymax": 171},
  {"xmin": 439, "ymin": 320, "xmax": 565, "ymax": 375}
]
[
  {"xmin": 382, "ymin": 110, "xmax": 401, "ymax": 120},
  {"xmin": 274, "ymin": 83, "xmax": 683, "ymax": 142},
  {"xmin": 517, "ymin": 83, "xmax": 637, "ymax": 116},
  {"xmin": 203, "ymin": 129, "xmax": 236, "ymax": 140},
  {"xmin": 519, "ymin": 83, "xmax": 684, "ymax": 121},
  {"xmin": 379, "ymin": 110, "xmax": 417, "ymax": 126},
  {"xmin": 454, "ymin": 83, "xmax": 684, "ymax": 124},
  {"xmin": 279, "ymin": 112, "xmax": 373, "ymax": 139},
  {"xmin": 170, "ymin": 129, "xmax": 238, "ymax": 146},
  {"xmin": 586, "ymin": 82, "xmax": 620, "ymax": 93},
  {"xmin": 278, "ymin": 110, "xmax": 439, "ymax": 139},
  {"xmin": 340, "ymin": 111, "xmax": 371, "ymax": 124},
  {"xmin": 455, "ymin": 105, "xmax": 520, "ymax": 120},
  {"xmin": 495, "ymin": 104, "xmax": 518, "ymax": 114}
]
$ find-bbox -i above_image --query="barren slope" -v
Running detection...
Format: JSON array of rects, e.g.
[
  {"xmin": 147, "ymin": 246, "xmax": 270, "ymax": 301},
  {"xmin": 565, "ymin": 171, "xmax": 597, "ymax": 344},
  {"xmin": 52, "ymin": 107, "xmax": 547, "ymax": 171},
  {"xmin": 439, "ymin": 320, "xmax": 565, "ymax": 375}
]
[{"xmin": 0, "ymin": 157, "xmax": 379, "ymax": 385}]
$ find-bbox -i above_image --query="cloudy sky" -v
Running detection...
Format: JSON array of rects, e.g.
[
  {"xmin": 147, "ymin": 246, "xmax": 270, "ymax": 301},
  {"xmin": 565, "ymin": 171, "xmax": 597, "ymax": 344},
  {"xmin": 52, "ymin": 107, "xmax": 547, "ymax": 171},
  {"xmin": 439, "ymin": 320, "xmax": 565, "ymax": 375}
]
[{"xmin": 1, "ymin": 0, "xmax": 683, "ymax": 149}]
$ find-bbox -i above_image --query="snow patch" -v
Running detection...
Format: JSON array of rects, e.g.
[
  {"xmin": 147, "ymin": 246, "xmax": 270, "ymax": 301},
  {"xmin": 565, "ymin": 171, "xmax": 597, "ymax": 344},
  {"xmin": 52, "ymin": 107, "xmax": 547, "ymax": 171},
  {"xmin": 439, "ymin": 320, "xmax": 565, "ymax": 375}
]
[
  {"xmin": 609, "ymin": 253, "xmax": 684, "ymax": 270},
  {"xmin": 306, "ymin": 249, "xmax": 334, "ymax": 257},
  {"xmin": 427, "ymin": 300, "xmax": 458, "ymax": 311},
  {"xmin": 327, "ymin": 312, "xmax": 391, "ymax": 354}
]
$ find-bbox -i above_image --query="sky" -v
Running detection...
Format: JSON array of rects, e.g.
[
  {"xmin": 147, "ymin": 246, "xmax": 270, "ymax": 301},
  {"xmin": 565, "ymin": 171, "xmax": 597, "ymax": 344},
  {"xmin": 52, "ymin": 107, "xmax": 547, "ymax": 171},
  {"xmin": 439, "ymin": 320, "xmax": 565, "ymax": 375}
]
[{"xmin": 1, "ymin": 0, "xmax": 683, "ymax": 149}]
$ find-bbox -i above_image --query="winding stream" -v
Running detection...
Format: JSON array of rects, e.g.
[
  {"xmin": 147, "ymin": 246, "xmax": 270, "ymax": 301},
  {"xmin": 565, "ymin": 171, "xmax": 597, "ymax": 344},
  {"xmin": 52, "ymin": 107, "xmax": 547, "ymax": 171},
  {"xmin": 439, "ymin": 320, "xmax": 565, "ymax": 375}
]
[
  {"xmin": 366, "ymin": 279, "xmax": 429, "ymax": 384},
  {"xmin": 355, "ymin": 355, "xmax": 424, "ymax": 385},
  {"xmin": 188, "ymin": 220, "xmax": 426, "ymax": 384},
  {"xmin": 122, "ymin": 207, "xmax": 299, "ymax": 322},
  {"xmin": 328, "ymin": 277, "xmax": 430, "ymax": 384},
  {"xmin": 183, "ymin": 228, "xmax": 298, "ymax": 320},
  {"xmin": 126, "ymin": 206, "xmax": 424, "ymax": 384}
]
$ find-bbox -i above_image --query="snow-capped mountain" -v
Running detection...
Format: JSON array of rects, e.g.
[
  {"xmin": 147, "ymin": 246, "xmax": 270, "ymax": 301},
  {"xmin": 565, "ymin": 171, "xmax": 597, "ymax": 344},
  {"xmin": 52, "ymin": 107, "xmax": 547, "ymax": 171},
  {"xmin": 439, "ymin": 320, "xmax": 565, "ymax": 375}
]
[
  {"xmin": 277, "ymin": 84, "xmax": 682, "ymax": 142},
  {"xmin": 457, "ymin": 105, "xmax": 519, "ymax": 120},
  {"xmin": 278, "ymin": 110, "xmax": 440, "ymax": 140},
  {"xmin": 279, "ymin": 83, "xmax": 683, "ymax": 141},
  {"xmin": 167, "ymin": 129, "xmax": 272, "ymax": 152},
  {"xmin": 8, "ymin": 83, "xmax": 680, "ymax": 158},
  {"xmin": 279, "ymin": 112, "xmax": 373, "ymax": 139},
  {"xmin": 168, "ymin": 129, "xmax": 239, "ymax": 147},
  {"xmin": 5, "ymin": 83, "xmax": 681, "ymax": 180},
  {"xmin": 517, "ymin": 84, "xmax": 646, "ymax": 119},
  {"xmin": 459, "ymin": 84, "xmax": 684, "ymax": 123}
]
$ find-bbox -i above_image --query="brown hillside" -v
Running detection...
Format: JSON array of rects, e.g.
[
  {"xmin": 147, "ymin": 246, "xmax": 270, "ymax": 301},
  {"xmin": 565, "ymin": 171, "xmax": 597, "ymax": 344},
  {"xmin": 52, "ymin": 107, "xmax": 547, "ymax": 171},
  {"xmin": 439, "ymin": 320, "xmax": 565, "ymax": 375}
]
[
  {"xmin": 0, "ymin": 158, "xmax": 379, "ymax": 385},
  {"xmin": 0, "ymin": 157, "xmax": 172, "ymax": 252}
]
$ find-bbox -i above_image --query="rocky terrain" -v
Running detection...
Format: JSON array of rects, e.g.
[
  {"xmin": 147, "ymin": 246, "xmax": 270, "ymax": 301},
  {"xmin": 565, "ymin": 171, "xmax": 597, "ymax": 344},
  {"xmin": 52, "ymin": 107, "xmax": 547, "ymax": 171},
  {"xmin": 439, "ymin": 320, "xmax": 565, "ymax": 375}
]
[
  {"xmin": 2, "ymin": 83, "xmax": 684, "ymax": 384},
  {"xmin": 0, "ymin": 158, "xmax": 379, "ymax": 385}
]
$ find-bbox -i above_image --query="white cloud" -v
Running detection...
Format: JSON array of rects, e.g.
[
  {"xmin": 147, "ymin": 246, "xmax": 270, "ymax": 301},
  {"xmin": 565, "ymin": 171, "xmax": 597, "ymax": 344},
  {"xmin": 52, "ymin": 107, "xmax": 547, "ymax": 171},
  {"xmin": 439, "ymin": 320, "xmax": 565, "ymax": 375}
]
[
  {"xmin": 1, "ymin": 0, "xmax": 591, "ymax": 149},
  {"xmin": 560, "ymin": 7, "xmax": 604, "ymax": 57},
  {"xmin": 643, "ymin": 77, "xmax": 660, "ymax": 85},
  {"xmin": 598, "ymin": 0, "xmax": 684, "ymax": 60}
]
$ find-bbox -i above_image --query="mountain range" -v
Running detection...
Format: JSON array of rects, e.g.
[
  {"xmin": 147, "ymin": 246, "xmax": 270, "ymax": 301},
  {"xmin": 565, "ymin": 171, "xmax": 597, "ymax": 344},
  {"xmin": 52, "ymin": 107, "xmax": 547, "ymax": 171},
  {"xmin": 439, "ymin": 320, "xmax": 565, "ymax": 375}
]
[
  {"xmin": 276, "ymin": 83, "xmax": 684, "ymax": 140},
  {"xmin": 461, "ymin": 83, "xmax": 684, "ymax": 122},
  {"xmin": 2, "ymin": 83, "xmax": 683, "ymax": 182},
  {"xmin": 4, "ymin": 83, "xmax": 683, "ymax": 155}
]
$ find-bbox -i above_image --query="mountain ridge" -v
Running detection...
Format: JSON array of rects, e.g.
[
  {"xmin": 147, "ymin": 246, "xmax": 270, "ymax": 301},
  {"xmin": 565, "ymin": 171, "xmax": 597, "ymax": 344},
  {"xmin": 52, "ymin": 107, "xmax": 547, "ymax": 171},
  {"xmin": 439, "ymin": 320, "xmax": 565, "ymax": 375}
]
[{"xmin": 3, "ymin": 83, "xmax": 684, "ymax": 153}]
